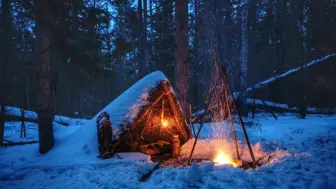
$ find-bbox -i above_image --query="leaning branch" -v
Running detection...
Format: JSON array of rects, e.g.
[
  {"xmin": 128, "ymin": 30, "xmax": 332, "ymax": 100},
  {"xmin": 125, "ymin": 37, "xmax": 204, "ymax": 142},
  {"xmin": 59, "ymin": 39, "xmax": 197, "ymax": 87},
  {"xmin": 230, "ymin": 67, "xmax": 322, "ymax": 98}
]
[
  {"xmin": 192, "ymin": 54, "xmax": 336, "ymax": 117},
  {"xmin": 245, "ymin": 54, "xmax": 336, "ymax": 93}
]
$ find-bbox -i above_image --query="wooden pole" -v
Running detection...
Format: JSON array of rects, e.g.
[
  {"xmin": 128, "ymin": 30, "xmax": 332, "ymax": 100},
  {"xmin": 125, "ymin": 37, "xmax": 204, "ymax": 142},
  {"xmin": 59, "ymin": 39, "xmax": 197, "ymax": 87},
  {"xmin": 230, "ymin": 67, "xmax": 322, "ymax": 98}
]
[
  {"xmin": 260, "ymin": 99, "xmax": 278, "ymax": 120},
  {"xmin": 223, "ymin": 82, "xmax": 240, "ymax": 160},
  {"xmin": 139, "ymin": 161, "xmax": 164, "ymax": 182},
  {"xmin": 20, "ymin": 108, "xmax": 26, "ymax": 138},
  {"xmin": 221, "ymin": 65, "xmax": 256, "ymax": 169},
  {"xmin": 189, "ymin": 104, "xmax": 194, "ymax": 139},
  {"xmin": 162, "ymin": 81, "xmax": 189, "ymax": 140},
  {"xmin": 187, "ymin": 71, "xmax": 223, "ymax": 165},
  {"xmin": 161, "ymin": 99, "xmax": 164, "ymax": 122},
  {"xmin": 252, "ymin": 84, "xmax": 256, "ymax": 119}
]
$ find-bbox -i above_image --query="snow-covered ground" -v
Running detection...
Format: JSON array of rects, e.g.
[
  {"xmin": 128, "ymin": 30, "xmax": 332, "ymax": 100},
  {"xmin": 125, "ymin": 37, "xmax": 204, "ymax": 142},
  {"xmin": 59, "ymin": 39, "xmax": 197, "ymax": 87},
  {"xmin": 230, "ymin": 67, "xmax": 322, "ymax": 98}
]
[{"xmin": 1, "ymin": 114, "xmax": 335, "ymax": 189}]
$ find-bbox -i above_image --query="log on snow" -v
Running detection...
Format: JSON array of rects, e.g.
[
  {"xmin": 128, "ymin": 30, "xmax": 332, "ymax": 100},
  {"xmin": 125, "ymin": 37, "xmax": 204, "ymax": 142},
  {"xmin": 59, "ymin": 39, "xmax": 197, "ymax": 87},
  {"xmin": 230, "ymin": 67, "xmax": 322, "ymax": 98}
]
[
  {"xmin": 245, "ymin": 54, "xmax": 336, "ymax": 93},
  {"xmin": 247, "ymin": 98, "xmax": 336, "ymax": 114},
  {"xmin": 2, "ymin": 141, "xmax": 39, "ymax": 147}
]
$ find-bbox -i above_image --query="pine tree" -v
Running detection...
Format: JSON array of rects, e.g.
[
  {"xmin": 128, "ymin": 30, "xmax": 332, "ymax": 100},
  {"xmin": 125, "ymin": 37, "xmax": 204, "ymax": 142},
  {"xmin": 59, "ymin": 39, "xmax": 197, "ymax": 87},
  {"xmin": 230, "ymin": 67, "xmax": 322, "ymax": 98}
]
[
  {"xmin": 174, "ymin": 0, "xmax": 189, "ymax": 116},
  {"xmin": 35, "ymin": 0, "xmax": 55, "ymax": 153},
  {"xmin": 0, "ymin": 0, "xmax": 12, "ymax": 146}
]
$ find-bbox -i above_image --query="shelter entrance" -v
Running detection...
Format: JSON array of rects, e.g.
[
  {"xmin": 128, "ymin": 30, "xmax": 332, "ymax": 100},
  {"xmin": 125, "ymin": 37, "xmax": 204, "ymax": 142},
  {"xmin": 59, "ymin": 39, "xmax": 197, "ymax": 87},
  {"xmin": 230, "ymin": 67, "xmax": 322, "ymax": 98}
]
[{"xmin": 113, "ymin": 80, "xmax": 189, "ymax": 161}]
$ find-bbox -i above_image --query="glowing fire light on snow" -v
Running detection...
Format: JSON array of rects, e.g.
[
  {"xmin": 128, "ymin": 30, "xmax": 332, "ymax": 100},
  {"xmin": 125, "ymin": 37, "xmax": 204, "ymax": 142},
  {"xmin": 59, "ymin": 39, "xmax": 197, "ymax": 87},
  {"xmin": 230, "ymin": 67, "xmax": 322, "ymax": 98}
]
[{"xmin": 213, "ymin": 151, "xmax": 238, "ymax": 167}]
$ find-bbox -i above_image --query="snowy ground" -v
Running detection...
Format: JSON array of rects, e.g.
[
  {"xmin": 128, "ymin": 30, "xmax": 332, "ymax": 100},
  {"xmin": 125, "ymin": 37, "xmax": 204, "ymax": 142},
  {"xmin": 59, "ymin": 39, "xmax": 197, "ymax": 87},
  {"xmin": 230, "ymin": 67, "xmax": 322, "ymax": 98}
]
[{"xmin": 1, "ymin": 114, "xmax": 336, "ymax": 189}]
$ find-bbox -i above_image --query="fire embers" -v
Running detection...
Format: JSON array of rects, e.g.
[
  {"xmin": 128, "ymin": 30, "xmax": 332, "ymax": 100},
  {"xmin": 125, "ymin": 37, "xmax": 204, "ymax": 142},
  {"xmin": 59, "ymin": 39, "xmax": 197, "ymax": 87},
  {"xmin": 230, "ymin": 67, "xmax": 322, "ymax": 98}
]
[{"xmin": 96, "ymin": 112, "xmax": 113, "ymax": 159}]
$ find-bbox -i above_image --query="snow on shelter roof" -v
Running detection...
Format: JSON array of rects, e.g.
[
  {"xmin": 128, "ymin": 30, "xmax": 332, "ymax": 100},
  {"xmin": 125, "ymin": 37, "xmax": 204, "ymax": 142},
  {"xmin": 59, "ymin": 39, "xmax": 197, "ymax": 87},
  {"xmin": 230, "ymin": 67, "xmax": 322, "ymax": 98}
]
[
  {"xmin": 44, "ymin": 71, "xmax": 170, "ymax": 163},
  {"xmin": 94, "ymin": 71, "xmax": 169, "ymax": 134}
]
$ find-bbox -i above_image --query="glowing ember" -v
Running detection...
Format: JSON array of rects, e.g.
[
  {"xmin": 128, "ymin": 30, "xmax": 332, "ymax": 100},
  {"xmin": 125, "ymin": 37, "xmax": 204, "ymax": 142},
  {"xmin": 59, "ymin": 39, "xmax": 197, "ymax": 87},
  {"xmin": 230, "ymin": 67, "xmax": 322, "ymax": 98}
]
[
  {"xmin": 213, "ymin": 151, "xmax": 238, "ymax": 167},
  {"xmin": 161, "ymin": 119, "xmax": 168, "ymax": 127}
]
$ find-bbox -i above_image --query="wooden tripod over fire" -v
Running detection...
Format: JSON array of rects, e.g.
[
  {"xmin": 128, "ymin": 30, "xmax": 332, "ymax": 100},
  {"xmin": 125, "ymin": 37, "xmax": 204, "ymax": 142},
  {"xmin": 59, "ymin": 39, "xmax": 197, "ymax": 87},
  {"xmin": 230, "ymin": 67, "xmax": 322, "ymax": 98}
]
[{"xmin": 187, "ymin": 65, "xmax": 257, "ymax": 169}]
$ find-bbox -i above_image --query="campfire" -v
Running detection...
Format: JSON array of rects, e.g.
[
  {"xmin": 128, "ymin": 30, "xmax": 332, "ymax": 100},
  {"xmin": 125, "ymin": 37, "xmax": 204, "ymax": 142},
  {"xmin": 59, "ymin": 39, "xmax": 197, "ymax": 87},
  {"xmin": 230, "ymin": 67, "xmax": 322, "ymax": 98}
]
[{"xmin": 213, "ymin": 150, "xmax": 238, "ymax": 167}]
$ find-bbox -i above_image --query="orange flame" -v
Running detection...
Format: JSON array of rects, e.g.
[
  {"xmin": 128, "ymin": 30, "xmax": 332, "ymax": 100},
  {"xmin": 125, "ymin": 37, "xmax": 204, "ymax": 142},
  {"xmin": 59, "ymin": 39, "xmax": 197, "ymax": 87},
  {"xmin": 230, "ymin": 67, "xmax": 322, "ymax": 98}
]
[
  {"xmin": 161, "ymin": 119, "xmax": 168, "ymax": 127},
  {"xmin": 213, "ymin": 151, "xmax": 238, "ymax": 167}
]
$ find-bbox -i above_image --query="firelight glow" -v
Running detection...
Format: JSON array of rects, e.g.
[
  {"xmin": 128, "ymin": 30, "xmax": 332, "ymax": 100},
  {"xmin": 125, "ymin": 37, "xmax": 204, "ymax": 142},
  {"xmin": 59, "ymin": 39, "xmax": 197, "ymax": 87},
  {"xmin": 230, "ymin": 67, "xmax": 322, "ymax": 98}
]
[
  {"xmin": 213, "ymin": 151, "xmax": 237, "ymax": 167},
  {"xmin": 161, "ymin": 119, "xmax": 168, "ymax": 127}
]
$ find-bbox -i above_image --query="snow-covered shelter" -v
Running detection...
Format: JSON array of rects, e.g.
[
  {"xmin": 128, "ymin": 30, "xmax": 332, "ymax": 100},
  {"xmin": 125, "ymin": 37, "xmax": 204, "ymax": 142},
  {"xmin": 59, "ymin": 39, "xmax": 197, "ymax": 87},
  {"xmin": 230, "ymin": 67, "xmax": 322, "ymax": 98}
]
[
  {"xmin": 45, "ymin": 71, "xmax": 189, "ymax": 162},
  {"xmin": 102, "ymin": 71, "xmax": 190, "ymax": 155}
]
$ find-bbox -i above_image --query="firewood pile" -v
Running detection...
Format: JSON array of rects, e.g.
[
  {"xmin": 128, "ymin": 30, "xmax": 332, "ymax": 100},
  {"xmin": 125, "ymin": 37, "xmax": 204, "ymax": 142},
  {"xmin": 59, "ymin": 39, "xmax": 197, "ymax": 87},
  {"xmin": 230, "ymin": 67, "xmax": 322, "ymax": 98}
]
[{"xmin": 139, "ymin": 140, "xmax": 171, "ymax": 155}]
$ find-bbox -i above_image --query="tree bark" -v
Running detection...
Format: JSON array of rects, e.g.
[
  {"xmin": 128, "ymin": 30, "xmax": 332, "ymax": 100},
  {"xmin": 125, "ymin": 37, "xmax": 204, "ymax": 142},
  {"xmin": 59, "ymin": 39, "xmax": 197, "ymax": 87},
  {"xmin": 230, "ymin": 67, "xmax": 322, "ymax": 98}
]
[
  {"xmin": 35, "ymin": 0, "xmax": 55, "ymax": 154},
  {"xmin": 240, "ymin": 0, "xmax": 249, "ymax": 116},
  {"xmin": 138, "ymin": 0, "xmax": 145, "ymax": 76},
  {"xmin": 0, "ymin": 0, "xmax": 11, "ymax": 146},
  {"xmin": 174, "ymin": 0, "xmax": 189, "ymax": 116},
  {"xmin": 143, "ymin": 0, "xmax": 148, "ymax": 73}
]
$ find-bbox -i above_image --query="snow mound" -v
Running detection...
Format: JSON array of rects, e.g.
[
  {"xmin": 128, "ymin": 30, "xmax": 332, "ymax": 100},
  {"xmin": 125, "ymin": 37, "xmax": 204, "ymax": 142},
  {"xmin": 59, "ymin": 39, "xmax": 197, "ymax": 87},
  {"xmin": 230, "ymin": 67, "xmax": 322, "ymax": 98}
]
[{"xmin": 42, "ymin": 71, "xmax": 167, "ymax": 164}]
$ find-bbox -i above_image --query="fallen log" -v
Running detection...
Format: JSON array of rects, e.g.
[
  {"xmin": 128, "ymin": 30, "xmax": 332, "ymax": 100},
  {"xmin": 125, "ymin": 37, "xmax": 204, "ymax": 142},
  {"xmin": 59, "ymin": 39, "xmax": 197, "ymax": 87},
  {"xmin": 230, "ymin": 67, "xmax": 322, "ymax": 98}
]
[
  {"xmin": 4, "ymin": 139, "xmax": 14, "ymax": 143},
  {"xmin": 2, "ymin": 106, "xmax": 87, "ymax": 126},
  {"xmin": 3, "ymin": 141, "xmax": 39, "ymax": 147},
  {"xmin": 193, "ymin": 54, "xmax": 336, "ymax": 117},
  {"xmin": 247, "ymin": 98, "xmax": 336, "ymax": 114},
  {"xmin": 245, "ymin": 54, "xmax": 336, "ymax": 93}
]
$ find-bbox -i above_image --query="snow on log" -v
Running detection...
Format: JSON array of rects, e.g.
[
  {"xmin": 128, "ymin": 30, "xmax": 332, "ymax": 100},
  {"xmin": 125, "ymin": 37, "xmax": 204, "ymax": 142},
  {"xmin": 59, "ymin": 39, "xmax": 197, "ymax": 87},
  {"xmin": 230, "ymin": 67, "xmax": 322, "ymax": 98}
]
[
  {"xmin": 192, "ymin": 97, "xmax": 336, "ymax": 117},
  {"xmin": 245, "ymin": 54, "xmax": 336, "ymax": 93},
  {"xmin": 246, "ymin": 98, "xmax": 336, "ymax": 114},
  {"xmin": 2, "ymin": 106, "xmax": 88, "ymax": 126}
]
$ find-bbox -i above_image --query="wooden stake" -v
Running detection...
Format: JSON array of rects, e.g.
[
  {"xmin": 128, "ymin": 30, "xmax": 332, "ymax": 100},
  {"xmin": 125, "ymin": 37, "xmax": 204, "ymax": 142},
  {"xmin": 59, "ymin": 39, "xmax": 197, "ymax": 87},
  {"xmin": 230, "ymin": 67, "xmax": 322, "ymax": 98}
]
[
  {"xmin": 162, "ymin": 81, "xmax": 189, "ymax": 140},
  {"xmin": 260, "ymin": 99, "xmax": 278, "ymax": 120},
  {"xmin": 187, "ymin": 71, "xmax": 223, "ymax": 165},
  {"xmin": 139, "ymin": 161, "xmax": 164, "ymax": 182},
  {"xmin": 221, "ymin": 65, "xmax": 256, "ymax": 169},
  {"xmin": 252, "ymin": 84, "xmax": 256, "ymax": 119},
  {"xmin": 20, "ymin": 108, "xmax": 26, "ymax": 138},
  {"xmin": 161, "ymin": 99, "xmax": 164, "ymax": 122},
  {"xmin": 189, "ymin": 104, "xmax": 194, "ymax": 139},
  {"xmin": 223, "ymin": 82, "xmax": 240, "ymax": 160}
]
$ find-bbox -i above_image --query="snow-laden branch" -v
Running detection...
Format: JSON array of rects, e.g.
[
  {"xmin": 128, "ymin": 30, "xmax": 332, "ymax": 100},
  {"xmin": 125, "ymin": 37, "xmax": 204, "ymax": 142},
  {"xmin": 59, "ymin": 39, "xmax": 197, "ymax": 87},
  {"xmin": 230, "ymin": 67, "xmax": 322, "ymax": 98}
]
[{"xmin": 246, "ymin": 54, "xmax": 336, "ymax": 93}]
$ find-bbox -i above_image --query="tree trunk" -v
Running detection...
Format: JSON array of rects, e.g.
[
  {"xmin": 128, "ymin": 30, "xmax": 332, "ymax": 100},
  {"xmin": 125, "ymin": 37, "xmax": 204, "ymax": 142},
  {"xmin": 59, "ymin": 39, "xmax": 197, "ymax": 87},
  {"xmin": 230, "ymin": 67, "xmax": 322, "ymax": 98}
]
[
  {"xmin": 174, "ymin": 0, "xmax": 189, "ymax": 116},
  {"xmin": 35, "ymin": 0, "xmax": 55, "ymax": 154},
  {"xmin": 192, "ymin": 0, "xmax": 199, "ymax": 106},
  {"xmin": 143, "ymin": 0, "xmax": 148, "ymax": 73},
  {"xmin": 138, "ymin": 0, "xmax": 145, "ymax": 76},
  {"xmin": 240, "ymin": 0, "xmax": 249, "ymax": 116},
  {"xmin": 300, "ymin": 0, "xmax": 309, "ymax": 119},
  {"xmin": 0, "ymin": 0, "xmax": 11, "ymax": 146}
]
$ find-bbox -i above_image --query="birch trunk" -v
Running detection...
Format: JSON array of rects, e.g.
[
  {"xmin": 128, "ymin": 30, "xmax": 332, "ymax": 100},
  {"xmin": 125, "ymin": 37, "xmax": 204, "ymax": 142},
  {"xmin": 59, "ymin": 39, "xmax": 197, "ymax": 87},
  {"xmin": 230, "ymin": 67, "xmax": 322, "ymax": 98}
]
[{"xmin": 174, "ymin": 0, "xmax": 189, "ymax": 116}]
